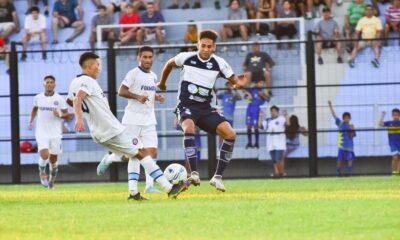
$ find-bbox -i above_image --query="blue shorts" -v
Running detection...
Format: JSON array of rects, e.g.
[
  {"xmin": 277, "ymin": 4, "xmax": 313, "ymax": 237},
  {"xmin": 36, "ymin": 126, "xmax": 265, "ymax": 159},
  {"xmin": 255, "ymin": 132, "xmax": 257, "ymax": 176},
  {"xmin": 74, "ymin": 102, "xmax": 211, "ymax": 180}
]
[
  {"xmin": 270, "ymin": 150, "xmax": 284, "ymax": 163},
  {"xmin": 338, "ymin": 149, "xmax": 355, "ymax": 161},
  {"xmin": 389, "ymin": 141, "xmax": 400, "ymax": 155},
  {"xmin": 176, "ymin": 104, "xmax": 227, "ymax": 134},
  {"xmin": 246, "ymin": 107, "xmax": 260, "ymax": 127}
]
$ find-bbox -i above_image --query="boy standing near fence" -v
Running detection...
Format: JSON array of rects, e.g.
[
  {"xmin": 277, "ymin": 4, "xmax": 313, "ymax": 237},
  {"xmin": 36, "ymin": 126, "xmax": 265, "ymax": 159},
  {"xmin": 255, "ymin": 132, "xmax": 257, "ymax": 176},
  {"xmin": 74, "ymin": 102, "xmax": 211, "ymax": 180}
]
[
  {"xmin": 328, "ymin": 100, "xmax": 356, "ymax": 176},
  {"xmin": 379, "ymin": 109, "xmax": 400, "ymax": 176}
]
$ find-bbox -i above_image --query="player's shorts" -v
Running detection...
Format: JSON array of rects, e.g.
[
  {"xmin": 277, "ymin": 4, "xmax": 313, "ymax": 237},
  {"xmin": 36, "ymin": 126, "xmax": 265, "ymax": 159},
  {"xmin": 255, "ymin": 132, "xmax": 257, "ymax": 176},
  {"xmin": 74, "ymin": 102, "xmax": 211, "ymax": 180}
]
[
  {"xmin": 389, "ymin": 141, "xmax": 400, "ymax": 155},
  {"xmin": 246, "ymin": 107, "xmax": 260, "ymax": 127},
  {"xmin": 270, "ymin": 150, "xmax": 284, "ymax": 163},
  {"xmin": 100, "ymin": 131, "xmax": 143, "ymax": 158},
  {"xmin": 176, "ymin": 104, "xmax": 227, "ymax": 134},
  {"xmin": 36, "ymin": 137, "xmax": 62, "ymax": 155},
  {"xmin": 337, "ymin": 149, "xmax": 355, "ymax": 161},
  {"xmin": 124, "ymin": 124, "xmax": 158, "ymax": 148}
]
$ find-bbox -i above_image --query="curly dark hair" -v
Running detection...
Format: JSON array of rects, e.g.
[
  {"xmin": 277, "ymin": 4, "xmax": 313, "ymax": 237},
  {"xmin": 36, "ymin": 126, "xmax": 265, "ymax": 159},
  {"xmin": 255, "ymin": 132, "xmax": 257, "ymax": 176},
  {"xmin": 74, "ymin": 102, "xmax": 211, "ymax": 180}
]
[{"xmin": 285, "ymin": 115, "xmax": 300, "ymax": 140}]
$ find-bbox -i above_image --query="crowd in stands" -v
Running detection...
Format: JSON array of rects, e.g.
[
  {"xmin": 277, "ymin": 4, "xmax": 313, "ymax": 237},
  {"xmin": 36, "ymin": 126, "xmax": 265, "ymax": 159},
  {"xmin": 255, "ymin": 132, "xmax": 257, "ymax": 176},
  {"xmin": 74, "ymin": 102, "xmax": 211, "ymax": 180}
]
[{"xmin": 0, "ymin": 0, "xmax": 399, "ymax": 70}]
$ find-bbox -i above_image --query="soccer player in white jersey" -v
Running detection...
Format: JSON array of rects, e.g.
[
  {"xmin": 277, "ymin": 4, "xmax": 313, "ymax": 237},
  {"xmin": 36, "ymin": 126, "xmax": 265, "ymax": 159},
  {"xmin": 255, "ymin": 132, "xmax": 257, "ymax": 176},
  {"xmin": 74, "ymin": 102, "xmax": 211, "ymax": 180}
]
[
  {"xmin": 67, "ymin": 52, "xmax": 186, "ymax": 199},
  {"xmin": 98, "ymin": 46, "xmax": 164, "ymax": 198},
  {"xmin": 28, "ymin": 75, "xmax": 70, "ymax": 189},
  {"xmin": 158, "ymin": 30, "xmax": 246, "ymax": 192}
]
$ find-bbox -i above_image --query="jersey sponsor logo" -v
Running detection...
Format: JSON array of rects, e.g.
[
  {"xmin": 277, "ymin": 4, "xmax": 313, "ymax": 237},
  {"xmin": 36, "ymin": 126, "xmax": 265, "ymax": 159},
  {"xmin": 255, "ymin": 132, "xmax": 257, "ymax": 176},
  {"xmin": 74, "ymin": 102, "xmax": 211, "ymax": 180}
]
[
  {"xmin": 189, "ymin": 95, "xmax": 207, "ymax": 102},
  {"xmin": 206, "ymin": 62, "xmax": 213, "ymax": 69},
  {"xmin": 190, "ymin": 60, "xmax": 197, "ymax": 65},
  {"xmin": 132, "ymin": 138, "xmax": 139, "ymax": 145},
  {"xmin": 54, "ymin": 100, "xmax": 59, "ymax": 106},
  {"xmin": 141, "ymin": 85, "xmax": 156, "ymax": 91},
  {"xmin": 188, "ymin": 84, "xmax": 199, "ymax": 94},
  {"xmin": 38, "ymin": 106, "xmax": 57, "ymax": 111},
  {"xmin": 198, "ymin": 87, "xmax": 209, "ymax": 97}
]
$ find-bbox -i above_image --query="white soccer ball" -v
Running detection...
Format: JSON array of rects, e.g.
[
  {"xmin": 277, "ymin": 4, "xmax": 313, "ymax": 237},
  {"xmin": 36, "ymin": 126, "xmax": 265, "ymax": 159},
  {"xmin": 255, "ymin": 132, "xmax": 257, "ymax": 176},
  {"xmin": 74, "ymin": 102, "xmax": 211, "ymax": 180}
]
[{"xmin": 164, "ymin": 163, "xmax": 187, "ymax": 185}]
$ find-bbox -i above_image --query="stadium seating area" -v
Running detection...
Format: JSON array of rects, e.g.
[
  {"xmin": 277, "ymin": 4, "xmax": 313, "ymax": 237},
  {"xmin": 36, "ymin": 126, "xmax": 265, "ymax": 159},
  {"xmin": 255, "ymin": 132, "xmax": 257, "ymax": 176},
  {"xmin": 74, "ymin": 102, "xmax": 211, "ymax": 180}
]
[{"xmin": 0, "ymin": 0, "xmax": 399, "ymax": 165}]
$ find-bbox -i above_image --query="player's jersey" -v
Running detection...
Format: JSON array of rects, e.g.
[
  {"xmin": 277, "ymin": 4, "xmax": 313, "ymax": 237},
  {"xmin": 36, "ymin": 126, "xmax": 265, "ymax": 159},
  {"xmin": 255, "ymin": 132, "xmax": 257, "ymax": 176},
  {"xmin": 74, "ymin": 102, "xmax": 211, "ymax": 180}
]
[
  {"xmin": 120, "ymin": 66, "xmax": 158, "ymax": 126},
  {"xmin": 67, "ymin": 74, "xmax": 125, "ymax": 143},
  {"xmin": 383, "ymin": 120, "xmax": 400, "ymax": 145},
  {"xmin": 217, "ymin": 90, "xmax": 239, "ymax": 120},
  {"xmin": 34, "ymin": 92, "xmax": 67, "ymax": 138},
  {"xmin": 174, "ymin": 52, "xmax": 234, "ymax": 106},
  {"xmin": 247, "ymin": 87, "xmax": 267, "ymax": 111},
  {"xmin": 264, "ymin": 116, "xmax": 287, "ymax": 151},
  {"xmin": 335, "ymin": 118, "xmax": 356, "ymax": 152}
]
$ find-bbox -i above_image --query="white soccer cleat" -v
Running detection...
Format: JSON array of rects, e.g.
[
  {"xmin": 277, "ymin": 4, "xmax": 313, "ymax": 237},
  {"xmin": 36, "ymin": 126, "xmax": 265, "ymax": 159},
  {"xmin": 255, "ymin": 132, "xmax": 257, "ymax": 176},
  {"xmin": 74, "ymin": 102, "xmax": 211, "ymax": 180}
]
[
  {"xmin": 97, "ymin": 154, "xmax": 111, "ymax": 176},
  {"xmin": 187, "ymin": 171, "xmax": 201, "ymax": 186},
  {"xmin": 209, "ymin": 175, "xmax": 226, "ymax": 192}
]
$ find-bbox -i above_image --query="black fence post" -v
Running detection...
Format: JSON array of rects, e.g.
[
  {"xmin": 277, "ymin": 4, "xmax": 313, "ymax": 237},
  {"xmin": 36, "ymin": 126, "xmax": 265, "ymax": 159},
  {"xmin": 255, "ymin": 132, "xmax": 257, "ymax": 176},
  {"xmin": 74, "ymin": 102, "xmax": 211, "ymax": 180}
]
[
  {"xmin": 107, "ymin": 40, "xmax": 119, "ymax": 182},
  {"xmin": 207, "ymin": 133, "xmax": 217, "ymax": 178},
  {"xmin": 306, "ymin": 31, "xmax": 318, "ymax": 177},
  {"xmin": 10, "ymin": 42, "xmax": 21, "ymax": 183}
]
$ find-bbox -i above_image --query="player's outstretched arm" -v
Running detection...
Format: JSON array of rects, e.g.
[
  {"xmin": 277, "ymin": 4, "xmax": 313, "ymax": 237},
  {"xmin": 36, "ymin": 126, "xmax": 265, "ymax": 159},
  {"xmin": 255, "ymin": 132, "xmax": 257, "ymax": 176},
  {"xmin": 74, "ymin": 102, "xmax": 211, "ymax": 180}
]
[
  {"xmin": 28, "ymin": 106, "xmax": 38, "ymax": 130},
  {"xmin": 283, "ymin": 109, "xmax": 290, "ymax": 126},
  {"xmin": 158, "ymin": 58, "xmax": 178, "ymax": 91},
  {"xmin": 73, "ymin": 90, "xmax": 87, "ymax": 132},
  {"xmin": 227, "ymin": 74, "xmax": 247, "ymax": 89},
  {"xmin": 328, "ymin": 100, "xmax": 338, "ymax": 119},
  {"xmin": 379, "ymin": 111, "xmax": 386, "ymax": 127}
]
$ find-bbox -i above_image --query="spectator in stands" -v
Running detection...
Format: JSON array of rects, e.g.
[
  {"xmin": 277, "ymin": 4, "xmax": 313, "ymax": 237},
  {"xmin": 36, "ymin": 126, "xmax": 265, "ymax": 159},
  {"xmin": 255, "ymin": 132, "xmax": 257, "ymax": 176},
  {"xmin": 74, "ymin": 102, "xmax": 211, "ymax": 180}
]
[
  {"xmin": 181, "ymin": 20, "xmax": 198, "ymax": 52},
  {"xmin": 372, "ymin": 0, "xmax": 391, "ymax": 17},
  {"xmin": 52, "ymin": 0, "xmax": 85, "ymax": 44},
  {"xmin": 256, "ymin": 0, "xmax": 276, "ymax": 34},
  {"xmin": 21, "ymin": 7, "xmax": 47, "ymax": 61},
  {"xmin": 0, "ymin": 0, "xmax": 19, "ymax": 42},
  {"xmin": 348, "ymin": 5, "xmax": 382, "ymax": 68},
  {"xmin": 315, "ymin": 7, "xmax": 343, "ymax": 64},
  {"xmin": 137, "ymin": 3, "xmax": 165, "ymax": 52},
  {"xmin": 168, "ymin": 0, "xmax": 201, "ymax": 9},
  {"xmin": 305, "ymin": 0, "xmax": 332, "ymax": 19},
  {"xmin": 0, "ymin": 36, "xmax": 9, "ymax": 74},
  {"xmin": 119, "ymin": 3, "xmax": 140, "ymax": 45},
  {"xmin": 27, "ymin": 0, "xmax": 49, "ymax": 16},
  {"xmin": 106, "ymin": 0, "xmax": 129, "ymax": 15},
  {"xmin": 285, "ymin": 115, "xmax": 307, "ymax": 156},
  {"xmin": 217, "ymin": 82, "xmax": 242, "ymax": 127},
  {"xmin": 383, "ymin": 0, "xmax": 400, "ymax": 46},
  {"xmin": 107, "ymin": 0, "xmax": 160, "ymax": 15},
  {"xmin": 243, "ymin": 42, "xmax": 275, "ymax": 95},
  {"xmin": 89, "ymin": 5, "xmax": 115, "ymax": 49},
  {"xmin": 263, "ymin": 106, "xmax": 289, "ymax": 177},
  {"xmin": 344, "ymin": 0, "xmax": 367, "ymax": 52},
  {"xmin": 379, "ymin": 109, "xmax": 400, "ymax": 176},
  {"xmin": 275, "ymin": 0, "xmax": 297, "ymax": 49},
  {"xmin": 220, "ymin": 0, "xmax": 249, "ymax": 52},
  {"xmin": 245, "ymin": 79, "xmax": 270, "ymax": 149}
]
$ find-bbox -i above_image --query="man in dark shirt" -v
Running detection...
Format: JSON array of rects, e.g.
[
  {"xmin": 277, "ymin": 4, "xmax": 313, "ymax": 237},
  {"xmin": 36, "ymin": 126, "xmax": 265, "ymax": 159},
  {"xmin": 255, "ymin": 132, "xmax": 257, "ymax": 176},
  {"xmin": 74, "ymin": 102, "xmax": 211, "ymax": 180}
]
[
  {"xmin": 243, "ymin": 42, "xmax": 275, "ymax": 95},
  {"xmin": 52, "ymin": 0, "xmax": 85, "ymax": 44},
  {"xmin": 136, "ymin": 3, "xmax": 165, "ymax": 52},
  {"xmin": 0, "ymin": 0, "xmax": 20, "ymax": 41}
]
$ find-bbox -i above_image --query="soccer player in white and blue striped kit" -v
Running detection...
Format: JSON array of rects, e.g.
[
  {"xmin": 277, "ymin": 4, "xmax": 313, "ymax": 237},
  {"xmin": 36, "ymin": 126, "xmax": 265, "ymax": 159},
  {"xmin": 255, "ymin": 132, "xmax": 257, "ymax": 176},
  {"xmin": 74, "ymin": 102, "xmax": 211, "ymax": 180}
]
[{"xmin": 158, "ymin": 30, "xmax": 246, "ymax": 192}]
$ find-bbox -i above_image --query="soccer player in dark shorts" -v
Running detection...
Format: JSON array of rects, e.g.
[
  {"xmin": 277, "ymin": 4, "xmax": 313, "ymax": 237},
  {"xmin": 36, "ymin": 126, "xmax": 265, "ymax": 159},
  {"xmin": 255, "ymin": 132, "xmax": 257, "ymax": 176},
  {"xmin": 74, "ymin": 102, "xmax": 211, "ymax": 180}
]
[{"xmin": 158, "ymin": 29, "xmax": 246, "ymax": 192}]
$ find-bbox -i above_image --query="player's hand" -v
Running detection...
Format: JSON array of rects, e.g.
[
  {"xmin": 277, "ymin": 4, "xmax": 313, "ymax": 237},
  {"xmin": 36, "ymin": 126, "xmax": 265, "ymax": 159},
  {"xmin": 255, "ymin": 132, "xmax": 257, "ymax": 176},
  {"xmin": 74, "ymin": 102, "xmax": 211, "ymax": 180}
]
[
  {"xmin": 157, "ymin": 82, "xmax": 167, "ymax": 91},
  {"xmin": 235, "ymin": 74, "xmax": 248, "ymax": 89},
  {"xmin": 74, "ymin": 119, "xmax": 85, "ymax": 132},
  {"xmin": 28, "ymin": 122, "xmax": 33, "ymax": 130},
  {"xmin": 136, "ymin": 95, "xmax": 149, "ymax": 104},
  {"xmin": 53, "ymin": 110, "xmax": 61, "ymax": 118},
  {"xmin": 155, "ymin": 94, "xmax": 164, "ymax": 104}
]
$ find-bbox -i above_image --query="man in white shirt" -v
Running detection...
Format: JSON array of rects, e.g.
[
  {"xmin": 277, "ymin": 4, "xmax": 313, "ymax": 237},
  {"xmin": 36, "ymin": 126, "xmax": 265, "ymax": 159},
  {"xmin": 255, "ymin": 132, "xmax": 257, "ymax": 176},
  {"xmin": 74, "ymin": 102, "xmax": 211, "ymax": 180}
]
[
  {"xmin": 264, "ymin": 105, "xmax": 289, "ymax": 177},
  {"xmin": 28, "ymin": 75, "xmax": 70, "ymax": 189},
  {"xmin": 67, "ymin": 52, "xmax": 187, "ymax": 200},
  {"xmin": 21, "ymin": 6, "xmax": 47, "ymax": 61},
  {"xmin": 99, "ymin": 46, "xmax": 165, "ymax": 198}
]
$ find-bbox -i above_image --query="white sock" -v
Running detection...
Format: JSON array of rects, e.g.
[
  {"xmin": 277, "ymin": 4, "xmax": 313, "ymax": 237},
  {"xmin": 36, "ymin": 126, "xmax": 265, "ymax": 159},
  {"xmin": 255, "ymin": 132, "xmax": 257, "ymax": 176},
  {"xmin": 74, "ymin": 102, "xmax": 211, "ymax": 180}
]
[
  {"xmin": 145, "ymin": 170, "xmax": 154, "ymax": 188},
  {"xmin": 105, "ymin": 153, "xmax": 123, "ymax": 164},
  {"xmin": 49, "ymin": 161, "xmax": 58, "ymax": 183},
  {"xmin": 140, "ymin": 156, "xmax": 172, "ymax": 192},
  {"xmin": 128, "ymin": 158, "xmax": 140, "ymax": 195},
  {"xmin": 38, "ymin": 157, "xmax": 47, "ymax": 175}
]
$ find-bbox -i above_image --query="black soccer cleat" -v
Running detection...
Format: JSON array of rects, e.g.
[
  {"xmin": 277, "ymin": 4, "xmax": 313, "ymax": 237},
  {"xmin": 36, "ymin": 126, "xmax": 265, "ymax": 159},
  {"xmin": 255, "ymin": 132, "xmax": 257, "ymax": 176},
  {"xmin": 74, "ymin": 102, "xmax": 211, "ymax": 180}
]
[
  {"xmin": 168, "ymin": 181, "xmax": 188, "ymax": 199},
  {"xmin": 127, "ymin": 192, "xmax": 148, "ymax": 201}
]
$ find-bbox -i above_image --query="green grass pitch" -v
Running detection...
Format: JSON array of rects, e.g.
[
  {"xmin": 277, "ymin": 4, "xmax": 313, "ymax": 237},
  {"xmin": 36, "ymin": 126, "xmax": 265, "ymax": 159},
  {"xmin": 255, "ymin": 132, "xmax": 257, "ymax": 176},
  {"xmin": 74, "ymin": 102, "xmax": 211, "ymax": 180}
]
[{"xmin": 0, "ymin": 176, "xmax": 399, "ymax": 240}]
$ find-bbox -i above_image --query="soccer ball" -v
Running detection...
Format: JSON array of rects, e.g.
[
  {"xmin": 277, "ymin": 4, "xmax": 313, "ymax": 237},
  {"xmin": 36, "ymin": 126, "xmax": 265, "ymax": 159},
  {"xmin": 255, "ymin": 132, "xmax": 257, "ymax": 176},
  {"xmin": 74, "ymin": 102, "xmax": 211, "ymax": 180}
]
[{"xmin": 164, "ymin": 163, "xmax": 187, "ymax": 185}]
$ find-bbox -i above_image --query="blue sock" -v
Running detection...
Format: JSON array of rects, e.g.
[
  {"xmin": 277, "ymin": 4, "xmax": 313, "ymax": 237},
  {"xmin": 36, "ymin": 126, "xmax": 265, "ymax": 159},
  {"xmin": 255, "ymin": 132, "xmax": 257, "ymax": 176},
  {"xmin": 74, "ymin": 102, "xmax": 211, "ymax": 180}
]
[
  {"xmin": 347, "ymin": 166, "xmax": 352, "ymax": 173},
  {"xmin": 336, "ymin": 167, "xmax": 341, "ymax": 174},
  {"xmin": 216, "ymin": 139, "xmax": 235, "ymax": 176},
  {"xmin": 184, "ymin": 133, "xmax": 198, "ymax": 172}
]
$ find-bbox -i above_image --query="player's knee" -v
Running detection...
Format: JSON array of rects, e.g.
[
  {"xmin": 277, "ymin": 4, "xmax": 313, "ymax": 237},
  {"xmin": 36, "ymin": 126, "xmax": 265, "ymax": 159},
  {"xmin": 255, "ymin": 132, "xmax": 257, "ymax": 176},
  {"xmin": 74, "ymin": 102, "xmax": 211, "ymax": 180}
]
[{"xmin": 225, "ymin": 130, "xmax": 236, "ymax": 141}]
